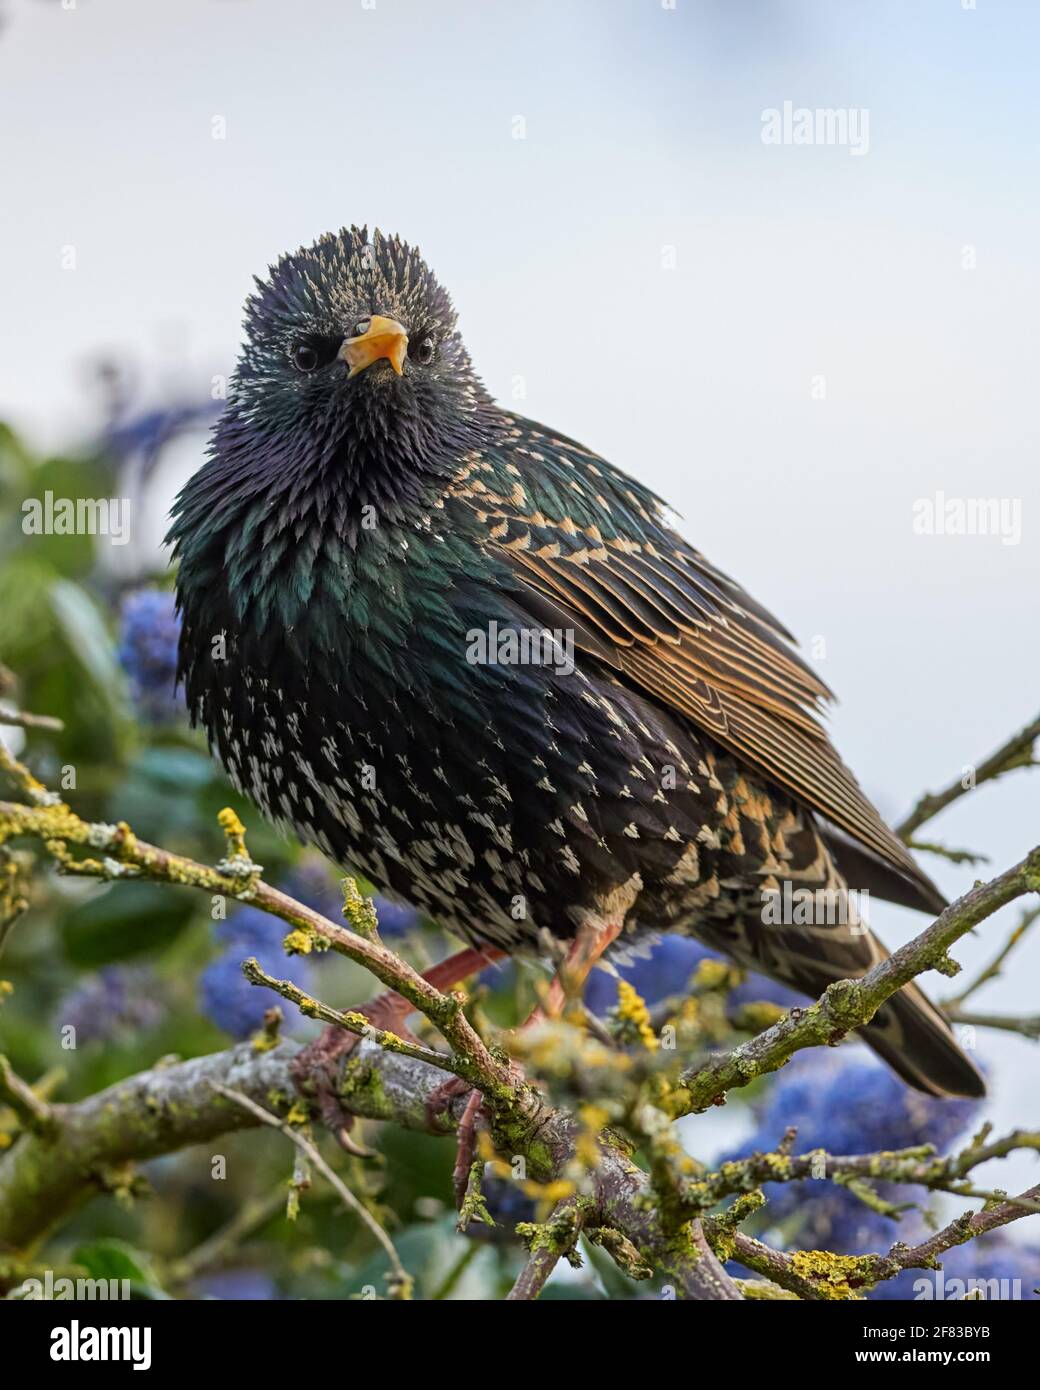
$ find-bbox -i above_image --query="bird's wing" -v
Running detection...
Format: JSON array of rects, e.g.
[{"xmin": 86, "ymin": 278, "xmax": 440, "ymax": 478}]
[{"xmin": 448, "ymin": 414, "xmax": 942, "ymax": 909}]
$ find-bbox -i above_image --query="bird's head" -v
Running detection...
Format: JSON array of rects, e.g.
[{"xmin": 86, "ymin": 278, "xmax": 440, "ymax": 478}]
[{"xmin": 219, "ymin": 226, "xmax": 495, "ymax": 514}]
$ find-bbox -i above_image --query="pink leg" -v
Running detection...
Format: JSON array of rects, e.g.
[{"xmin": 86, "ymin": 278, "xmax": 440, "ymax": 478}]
[
  {"xmin": 292, "ymin": 945, "xmax": 508, "ymax": 1151},
  {"xmin": 428, "ymin": 921, "xmax": 624, "ymax": 1208},
  {"xmin": 526, "ymin": 918, "xmax": 623, "ymax": 1025}
]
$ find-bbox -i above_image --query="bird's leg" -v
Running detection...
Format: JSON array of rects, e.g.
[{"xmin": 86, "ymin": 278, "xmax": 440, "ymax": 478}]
[
  {"xmin": 291, "ymin": 945, "xmax": 506, "ymax": 1152},
  {"xmin": 452, "ymin": 1088, "xmax": 486, "ymax": 1209},
  {"xmin": 527, "ymin": 916, "xmax": 624, "ymax": 1025},
  {"xmin": 419, "ymin": 944, "xmax": 509, "ymax": 994},
  {"xmin": 429, "ymin": 919, "xmax": 624, "ymax": 1210},
  {"xmin": 423, "ymin": 1075, "xmax": 496, "ymax": 1216}
]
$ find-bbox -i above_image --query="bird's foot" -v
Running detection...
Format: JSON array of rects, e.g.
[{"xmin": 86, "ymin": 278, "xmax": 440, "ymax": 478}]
[
  {"xmin": 290, "ymin": 946, "xmax": 507, "ymax": 1155},
  {"xmin": 426, "ymin": 1055, "xmax": 530, "ymax": 1214},
  {"xmin": 425, "ymin": 1077, "xmax": 485, "ymax": 1210},
  {"xmin": 291, "ymin": 990, "xmax": 417, "ymax": 1155}
]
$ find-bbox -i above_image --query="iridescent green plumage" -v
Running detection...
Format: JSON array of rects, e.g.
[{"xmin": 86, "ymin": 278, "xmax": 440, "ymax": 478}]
[{"xmin": 169, "ymin": 226, "xmax": 983, "ymax": 1099}]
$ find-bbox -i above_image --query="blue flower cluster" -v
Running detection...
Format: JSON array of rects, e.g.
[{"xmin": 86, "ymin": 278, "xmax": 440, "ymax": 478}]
[
  {"xmin": 198, "ymin": 861, "xmax": 423, "ymax": 1038},
  {"xmin": 370, "ymin": 895, "xmax": 421, "ymax": 939},
  {"xmin": 58, "ymin": 965, "xmax": 165, "ymax": 1045},
  {"xmin": 117, "ymin": 588, "xmax": 182, "ymax": 724},
  {"xmin": 749, "ymin": 1048, "xmax": 981, "ymax": 1160},
  {"xmin": 476, "ymin": 933, "xmax": 803, "ymax": 1019},
  {"xmin": 279, "ymin": 861, "xmax": 345, "ymax": 924},
  {"xmin": 465, "ymin": 1173, "xmax": 537, "ymax": 1245},
  {"xmin": 199, "ymin": 904, "xmax": 314, "ymax": 1040},
  {"xmin": 189, "ymin": 1270, "xmax": 278, "ymax": 1301},
  {"xmin": 583, "ymin": 934, "xmax": 802, "ymax": 1016},
  {"xmin": 721, "ymin": 1049, "xmax": 1039, "ymax": 1299}
]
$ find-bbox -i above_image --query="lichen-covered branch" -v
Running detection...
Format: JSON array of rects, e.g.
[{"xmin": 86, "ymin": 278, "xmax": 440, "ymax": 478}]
[
  {"xmin": 726, "ymin": 1178, "xmax": 1040, "ymax": 1301},
  {"xmin": 0, "ymin": 748, "xmax": 518, "ymax": 1108},
  {"xmin": 243, "ymin": 957, "xmax": 461, "ymax": 1076},
  {"xmin": 863, "ymin": 1183, "xmax": 1040, "ymax": 1282},
  {"xmin": 210, "ymin": 1081, "xmax": 411, "ymax": 1296},
  {"xmin": 943, "ymin": 903, "xmax": 1040, "ymax": 1008},
  {"xmin": 507, "ymin": 1196, "xmax": 587, "ymax": 1300},
  {"xmin": 711, "ymin": 1145, "xmax": 1040, "ymax": 1301},
  {"xmin": 0, "ymin": 1054, "xmax": 55, "ymax": 1136},
  {"xmin": 2, "ymin": 723, "xmax": 1038, "ymax": 1301},
  {"xmin": 689, "ymin": 1125, "xmax": 1040, "ymax": 1212},
  {"xmin": 0, "ymin": 1040, "xmax": 298, "ymax": 1255},
  {"xmin": 723, "ymin": 1232, "xmax": 837, "ymax": 1301},
  {"xmin": 0, "ymin": 1033, "xmax": 742, "ymax": 1299}
]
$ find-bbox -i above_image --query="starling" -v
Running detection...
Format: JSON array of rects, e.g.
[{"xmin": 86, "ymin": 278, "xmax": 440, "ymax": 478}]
[{"xmin": 169, "ymin": 227, "xmax": 983, "ymax": 1100}]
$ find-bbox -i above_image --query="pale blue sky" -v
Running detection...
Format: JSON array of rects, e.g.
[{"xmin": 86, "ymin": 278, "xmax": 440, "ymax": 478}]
[{"xmin": 1, "ymin": 0, "xmax": 1037, "ymax": 1183}]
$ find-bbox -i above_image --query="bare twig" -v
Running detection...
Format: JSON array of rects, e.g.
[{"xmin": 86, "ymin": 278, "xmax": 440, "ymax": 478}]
[
  {"xmin": 896, "ymin": 712, "xmax": 1040, "ymax": 840},
  {"xmin": 943, "ymin": 1007, "xmax": 1040, "ymax": 1041},
  {"xmin": 210, "ymin": 1081, "xmax": 412, "ymax": 1298},
  {"xmin": 907, "ymin": 840, "xmax": 989, "ymax": 867},
  {"xmin": 166, "ymin": 1187, "xmax": 286, "ymax": 1287},
  {"xmin": 0, "ymin": 707, "xmax": 64, "ymax": 734},
  {"xmin": 943, "ymin": 903, "xmax": 1040, "ymax": 1009}
]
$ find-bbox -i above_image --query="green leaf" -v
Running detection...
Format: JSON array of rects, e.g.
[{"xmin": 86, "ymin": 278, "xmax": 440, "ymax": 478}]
[
  {"xmin": 61, "ymin": 880, "xmax": 198, "ymax": 966},
  {"xmin": 112, "ymin": 746, "xmax": 220, "ymax": 840},
  {"xmin": 20, "ymin": 456, "xmax": 114, "ymax": 577},
  {"xmin": 49, "ymin": 578, "xmax": 128, "ymax": 717},
  {"xmin": 71, "ymin": 1239, "xmax": 168, "ymax": 1299}
]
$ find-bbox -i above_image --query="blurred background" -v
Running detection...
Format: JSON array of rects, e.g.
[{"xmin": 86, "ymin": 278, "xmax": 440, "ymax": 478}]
[{"xmin": 0, "ymin": 0, "xmax": 1036, "ymax": 1299}]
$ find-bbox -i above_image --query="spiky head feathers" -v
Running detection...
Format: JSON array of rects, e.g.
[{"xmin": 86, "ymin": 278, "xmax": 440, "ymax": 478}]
[
  {"xmin": 244, "ymin": 225, "xmax": 458, "ymax": 356},
  {"xmin": 168, "ymin": 225, "xmax": 499, "ymax": 636},
  {"xmin": 228, "ymin": 226, "xmax": 491, "ymax": 472},
  {"xmin": 174, "ymin": 226, "xmax": 498, "ymax": 567}
]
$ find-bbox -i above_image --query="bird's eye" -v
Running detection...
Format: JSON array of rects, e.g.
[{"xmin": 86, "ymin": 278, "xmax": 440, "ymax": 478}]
[
  {"xmin": 291, "ymin": 343, "xmax": 319, "ymax": 372},
  {"xmin": 411, "ymin": 336, "xmax": 435, "ymax": 365},
  {"xmin": 290, "ymin": 337, "xmax": 339, "ymax": 373},
  {"xmin": 353, "ymin": 318, "xmax": 371, "ymax": 338}
]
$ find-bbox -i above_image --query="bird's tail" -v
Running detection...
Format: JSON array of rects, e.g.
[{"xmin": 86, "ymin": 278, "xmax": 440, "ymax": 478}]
[
  {"xmin": 858, "ymin": 977, "xmax": 985, "ymax": 1099},
  {"xmin": 691, "ymin": 897, "xmax": 986, "ymax": 1099}
]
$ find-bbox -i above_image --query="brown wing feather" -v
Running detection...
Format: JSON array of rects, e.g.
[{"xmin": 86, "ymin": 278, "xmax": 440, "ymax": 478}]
[{"xmin": 450, "ymin": 422, "xmax": 942, "ymax": 908}]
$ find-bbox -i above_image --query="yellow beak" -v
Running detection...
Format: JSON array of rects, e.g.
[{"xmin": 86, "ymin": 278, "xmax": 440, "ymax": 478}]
[{"xmin": 338, "ymin": 315, "xmax": 409, "ymax": 378}]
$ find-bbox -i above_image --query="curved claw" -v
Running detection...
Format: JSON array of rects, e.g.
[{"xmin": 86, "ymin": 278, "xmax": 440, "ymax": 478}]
[{"xmin": 333, "ymin": 1123, "xmax": 377, "ymax": 1159}]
